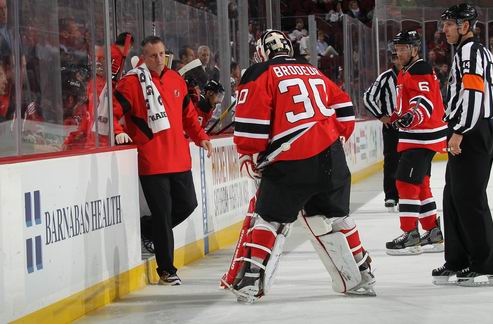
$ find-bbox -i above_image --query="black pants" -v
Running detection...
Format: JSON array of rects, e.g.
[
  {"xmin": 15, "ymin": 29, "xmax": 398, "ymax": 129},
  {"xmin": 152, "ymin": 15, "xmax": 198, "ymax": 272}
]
[
  {"xmin": 255, "ymin": 140, "xmax": 350, "ymax": 223},
  {"xmin": 443, "ymin": 119, "xmax": 493, "ymax": 273},
  {"xmin": 383, "ymin": 125, "xmax": 399, "ymax": 201},
  {"xmin": 140, "ymin": 171, "xmax": 198, "ymax": 276}
]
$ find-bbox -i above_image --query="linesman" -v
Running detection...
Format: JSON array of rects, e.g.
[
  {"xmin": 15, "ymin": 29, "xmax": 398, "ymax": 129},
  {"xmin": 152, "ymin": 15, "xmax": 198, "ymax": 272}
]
[{"xmin": 433, "ymin": 3, "xmax": 493, "ymax": 286}]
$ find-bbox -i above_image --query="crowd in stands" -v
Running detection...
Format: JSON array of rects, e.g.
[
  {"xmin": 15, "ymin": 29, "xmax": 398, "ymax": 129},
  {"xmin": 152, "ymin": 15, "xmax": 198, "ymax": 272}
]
[{"xmin": 2, "ymin": 0, "xmax": 493, "ymax": 154}]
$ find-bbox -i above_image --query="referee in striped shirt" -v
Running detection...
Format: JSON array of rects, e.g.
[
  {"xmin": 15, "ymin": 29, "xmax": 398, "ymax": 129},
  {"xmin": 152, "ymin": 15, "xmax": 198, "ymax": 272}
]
[
  {"xmin": 363, "ymin": 47, "xmax": 402, "ymax": 209},
  {"xmin": 433, "ymin": 3, "xmax": 493, "ymax": 285}
]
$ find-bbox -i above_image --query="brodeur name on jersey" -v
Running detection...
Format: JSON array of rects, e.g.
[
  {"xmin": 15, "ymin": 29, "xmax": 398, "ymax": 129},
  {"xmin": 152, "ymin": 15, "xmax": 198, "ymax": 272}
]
[{"xmin": 233, "ymin": 55, "xmax": 355, "ymax": 163}]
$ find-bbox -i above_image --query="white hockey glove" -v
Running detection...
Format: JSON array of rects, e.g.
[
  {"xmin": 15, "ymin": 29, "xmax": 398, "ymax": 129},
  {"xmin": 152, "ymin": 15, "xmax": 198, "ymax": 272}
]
[
  {"xmin": 115, "ymin": 133, "xmax": 133, "ymax": 144},
  {"xmin": 239, "ymin": 154, "xmax": 261, "ymax": 180}
]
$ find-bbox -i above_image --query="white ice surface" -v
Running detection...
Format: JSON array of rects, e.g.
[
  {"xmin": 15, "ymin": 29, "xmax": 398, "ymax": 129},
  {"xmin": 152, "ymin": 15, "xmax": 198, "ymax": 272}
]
[{"xmin": 77, "ymin": 161, "xmax": 493, "ymax": 324}]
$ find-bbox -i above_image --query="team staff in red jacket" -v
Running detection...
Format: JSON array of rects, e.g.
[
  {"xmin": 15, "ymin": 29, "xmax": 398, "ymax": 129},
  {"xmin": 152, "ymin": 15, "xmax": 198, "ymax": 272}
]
[
  {"xmin": 112, "ymin": 36, "xmax": 212, "ymax": 285},
  {"xmin": 386, "ymin": 31, "xmax": 446, "ymax": 256}
]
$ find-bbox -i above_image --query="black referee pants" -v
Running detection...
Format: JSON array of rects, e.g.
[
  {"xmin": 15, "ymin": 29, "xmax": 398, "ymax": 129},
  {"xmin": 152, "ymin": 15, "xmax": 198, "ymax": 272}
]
[
  {"xmin": 140, "ymin": 171, "xmax": 198, "ymax": 276},
  {"xmin": 383, "ymin": 125, "xmax": 399, "ymax": 202},
  {"xmin": 443, "ymin": 119, "xmax": 493, "ymax": 273}
]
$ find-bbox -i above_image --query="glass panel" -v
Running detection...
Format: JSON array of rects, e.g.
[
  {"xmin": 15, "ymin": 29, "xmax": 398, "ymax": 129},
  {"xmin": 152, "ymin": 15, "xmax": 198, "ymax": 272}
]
[
  {"xmin": 9, "ymin": 0, "xmax": 110, "ymax": 154},
  {"xmin": 0, "ymin": 0, "xmax": 17, "ymax": 157}
]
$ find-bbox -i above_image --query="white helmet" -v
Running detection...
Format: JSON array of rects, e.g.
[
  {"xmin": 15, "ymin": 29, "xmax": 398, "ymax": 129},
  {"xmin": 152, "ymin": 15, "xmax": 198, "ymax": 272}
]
[{"xmin": 254, "ymin": 29, "xmax": 293, "ymax": 63}]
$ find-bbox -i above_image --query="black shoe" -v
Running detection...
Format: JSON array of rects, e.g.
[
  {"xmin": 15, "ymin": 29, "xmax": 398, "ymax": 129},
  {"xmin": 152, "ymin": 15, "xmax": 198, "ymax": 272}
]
[
  {"xmin": 432, "ymin": 265, "xmax": 457, "ymax": 285},
  {"xmin": 158, "ymin": 272, "xmax": 182, "ymax": 286},
  {"xmin": 386, "ymin": 229, "xmax": 422, "ymax": 255},
  {"xmin": 456, "ymin": 268, "xmax": 493, "ymax": 287}
]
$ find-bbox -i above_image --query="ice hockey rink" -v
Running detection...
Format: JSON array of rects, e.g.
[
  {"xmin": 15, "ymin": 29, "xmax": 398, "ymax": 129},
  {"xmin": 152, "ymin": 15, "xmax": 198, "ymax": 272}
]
[{"xmin": 77, "ymin": 160, "xmax": 493, "ymax": 324}]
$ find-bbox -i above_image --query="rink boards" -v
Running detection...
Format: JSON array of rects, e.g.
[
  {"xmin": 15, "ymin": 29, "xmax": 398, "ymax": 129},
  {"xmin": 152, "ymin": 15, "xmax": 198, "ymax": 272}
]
[{"xmin": 0, "ymin": 119, "xmax": 384, "ymax": 323}]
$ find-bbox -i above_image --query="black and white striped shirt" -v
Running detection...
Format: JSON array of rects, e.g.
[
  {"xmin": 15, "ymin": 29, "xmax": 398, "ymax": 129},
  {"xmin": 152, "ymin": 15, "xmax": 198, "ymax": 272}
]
[
  {"xmin": 445, "ymin": 38, "xmax": 493, "ymax": 134},
  {"xmin": 363, "ymin": 66, "xmax": 398, "ymax": 118}
]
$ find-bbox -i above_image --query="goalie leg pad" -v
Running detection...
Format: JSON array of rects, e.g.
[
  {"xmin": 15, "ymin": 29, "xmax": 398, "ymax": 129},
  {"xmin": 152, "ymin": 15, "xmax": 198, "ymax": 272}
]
[
  {"xmin": 221, "ymin": 204, "xmax": 290, "ymax": 302},
  {"xmin": 299, "ymin": 213, "xmax": 362, "ymax": 293}
]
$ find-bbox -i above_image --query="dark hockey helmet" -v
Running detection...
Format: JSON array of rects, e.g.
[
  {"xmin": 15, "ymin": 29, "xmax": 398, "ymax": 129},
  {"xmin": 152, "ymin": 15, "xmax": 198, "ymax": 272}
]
[
  {"xmin": 255, "ymin": 29, "xmax": 293, "ymax": 62},
  {"xmin": 393, "ymin": 30, "xmax": 421, "ymax": 48},
  {"xmin": 204, "ymin": 79, "xmax": 225, "ymax": 93},
  {"xmin": 441, "ymin": 3, "xmax": 478, "ymax": 28}
]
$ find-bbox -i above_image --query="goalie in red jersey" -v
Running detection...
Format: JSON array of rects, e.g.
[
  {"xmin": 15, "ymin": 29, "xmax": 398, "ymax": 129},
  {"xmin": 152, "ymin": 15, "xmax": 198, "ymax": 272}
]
[{"xmin": 220, "ymin": 29, "xmax": 376, "ymax": 303}]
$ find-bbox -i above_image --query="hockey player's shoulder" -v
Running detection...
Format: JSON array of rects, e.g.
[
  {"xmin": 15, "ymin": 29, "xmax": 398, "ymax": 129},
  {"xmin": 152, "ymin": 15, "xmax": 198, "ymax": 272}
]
[
  {"xmin": 407, "ymin": 59, "xmax": 433, "ymax": 76},
  {"xmin": 239, "ymin": 61, "xmax": 272, "ymax": 85}
]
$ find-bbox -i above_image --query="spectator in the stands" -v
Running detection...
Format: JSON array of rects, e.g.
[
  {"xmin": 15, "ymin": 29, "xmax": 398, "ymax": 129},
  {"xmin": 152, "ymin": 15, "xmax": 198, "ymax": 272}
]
[
  {"xmin": 289, "ymin": 18, "xmax": 308, "ymax": 43},
  {"xmin": 347, "ymin": 0, "xmax": 362, "ymax": 19},
  {"xmin": 427, "ymin": 49, "xmax": 439, "ymax": 70},
  {"xmin": 427, "ymin": 31, "xmax": 448, "ymax": 60},
  {"xmin": 326, "ymin": 2, "xmax": 344, "ymax": 23}
]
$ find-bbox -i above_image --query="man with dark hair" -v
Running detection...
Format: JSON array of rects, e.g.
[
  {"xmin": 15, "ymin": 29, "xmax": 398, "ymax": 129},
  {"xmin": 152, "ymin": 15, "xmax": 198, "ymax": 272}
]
[
  {"xmin": 433, "ymin": 3, "xmax": 493, "ymax": 287},
  {"xmin": 196, "ymin": 79, "xmax": 224, "ymax": 128},
  {"xmin": 112, "ymin": 35, "xmax": 212, "ymax": 285}
]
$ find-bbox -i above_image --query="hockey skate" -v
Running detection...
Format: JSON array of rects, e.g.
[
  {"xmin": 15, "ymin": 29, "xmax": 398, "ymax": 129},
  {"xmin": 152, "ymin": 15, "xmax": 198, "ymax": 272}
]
[
  {"xmin": 229, "ymin": 270, "xmax": 262, "ymax": 303},
  {"xmin": 346, "ymin": 256, "xmax": 376, "ymax": 296},
  {"xmin": 456, "ymin": 268, "xmax": 493, "ymax": 287},
  {"xmin": 420, "ymin": 218, "xmax": 444, "ymax": 253},
  {"xmin": 386, "ymin": 229, "xmax": 422, "ymax": 255},
  {"xmin": 385, "ymin": 199, "xmax": 398, "ymax": 212},
  {"xmin": 432, "ymin": 265, "xmax": 457, "ymax": 285}
]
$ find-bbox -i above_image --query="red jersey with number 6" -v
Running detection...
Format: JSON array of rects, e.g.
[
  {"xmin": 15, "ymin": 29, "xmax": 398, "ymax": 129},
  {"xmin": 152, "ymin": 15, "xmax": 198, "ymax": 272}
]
[
  {"xmin": 233, "ymin": 55, "xmax": 355, "ymax": 163},
  {"xmin": 392, "ymin": 59, "xmax": 447, "ymax": 153}
]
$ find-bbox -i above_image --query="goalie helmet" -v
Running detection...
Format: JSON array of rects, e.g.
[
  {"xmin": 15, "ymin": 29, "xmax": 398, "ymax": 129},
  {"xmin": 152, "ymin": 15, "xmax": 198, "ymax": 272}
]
[{"xmin": 254, "ymin": 29, "xmax": 293, "ymax": 63}]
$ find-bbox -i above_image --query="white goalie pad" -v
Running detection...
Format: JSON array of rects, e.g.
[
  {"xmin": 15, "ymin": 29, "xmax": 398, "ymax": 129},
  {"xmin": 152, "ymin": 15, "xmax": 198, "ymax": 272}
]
[
  {"xmin": 262, "ymin": 224, "xmax": 289, "ymax": 295},
  {"xmin": 298, "ymin": 213, "xmax": 361, "ymax": 293}
]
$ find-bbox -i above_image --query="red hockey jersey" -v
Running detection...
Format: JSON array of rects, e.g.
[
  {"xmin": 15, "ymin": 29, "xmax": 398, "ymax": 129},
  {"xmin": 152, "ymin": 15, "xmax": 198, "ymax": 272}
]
[
  {"xmin": 233, "ymin": 55, "xmax": 355, "ymax": 163},
  {"xmin": 392, "ymin": 59, "xmax": 447, "ymax": 153}
]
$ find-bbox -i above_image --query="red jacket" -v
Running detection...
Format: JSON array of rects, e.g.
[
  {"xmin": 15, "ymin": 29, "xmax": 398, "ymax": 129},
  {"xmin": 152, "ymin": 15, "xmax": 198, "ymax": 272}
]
[
  {"xmin": 233, "ymin": 56, "xmax": 355, "ymax": 162},
  {"xmin": 392, "ymin": 59, "xmax": 447, "ymax": 153},
  {"xmin": 113, "ymin": 67, "xmax": 209, "ymax": 175}
]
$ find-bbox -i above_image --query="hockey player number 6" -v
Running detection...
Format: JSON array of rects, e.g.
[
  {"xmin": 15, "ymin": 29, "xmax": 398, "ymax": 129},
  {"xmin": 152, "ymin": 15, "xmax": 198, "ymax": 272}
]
[{"xmin": 279, "ymin": 78, "xmax": 334, "ymax": 123}]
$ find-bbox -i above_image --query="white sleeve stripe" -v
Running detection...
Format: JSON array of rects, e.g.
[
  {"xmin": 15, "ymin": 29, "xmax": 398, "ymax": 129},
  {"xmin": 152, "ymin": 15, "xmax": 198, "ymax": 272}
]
[
  {"xmin": 330, "ymin": 102, "xmax": 353, "ymax": 109},
  {"xmin": 336, "ymin": 116, "xmax": 355, "ymax": 122},
  {"xmin": 233, "ymin": 131, "xmax": 270, "ymax": 139},
  {"xmin": 234, "ymin": 117, "xmax": 271, "ymax": 125},
  {"xmin": 409, "ymin": 95, "xmax": 433, "ymax": 108}
]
